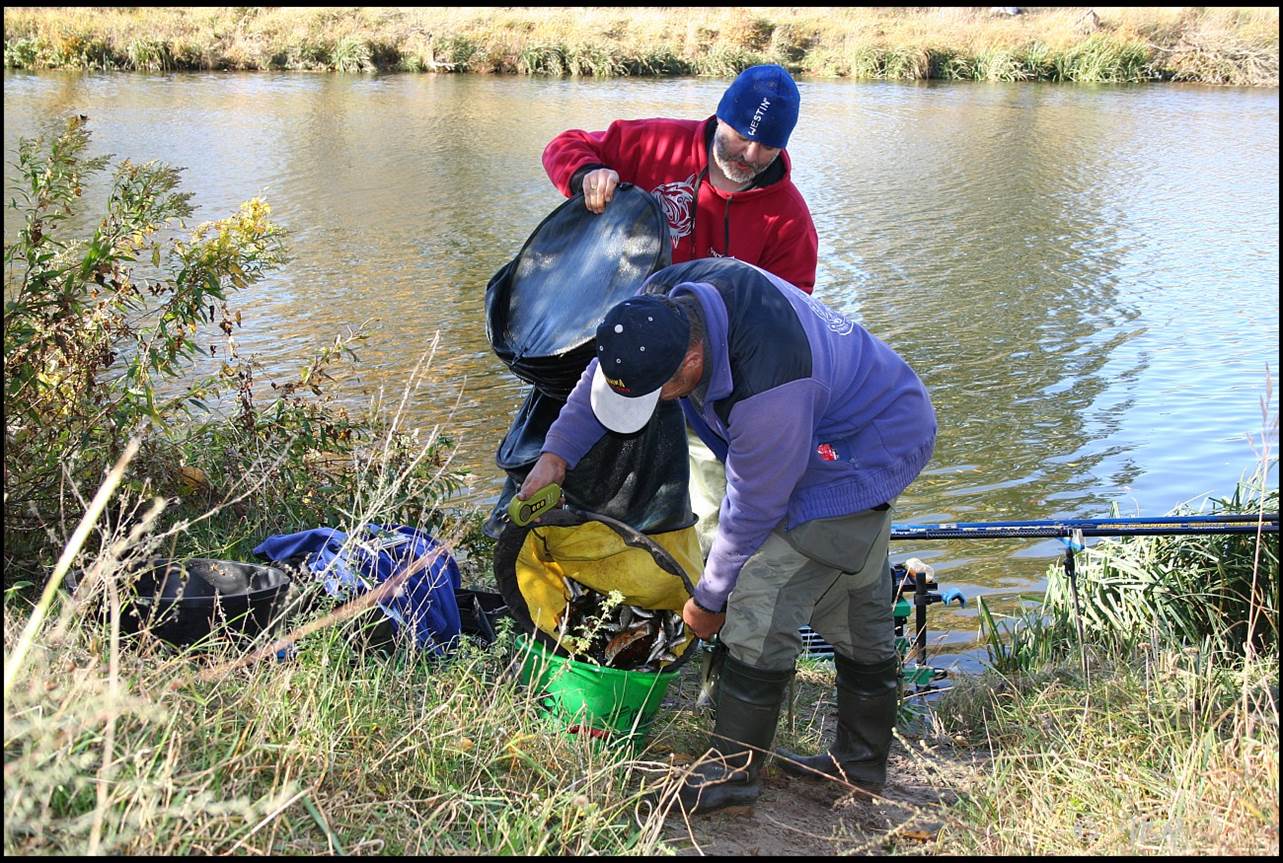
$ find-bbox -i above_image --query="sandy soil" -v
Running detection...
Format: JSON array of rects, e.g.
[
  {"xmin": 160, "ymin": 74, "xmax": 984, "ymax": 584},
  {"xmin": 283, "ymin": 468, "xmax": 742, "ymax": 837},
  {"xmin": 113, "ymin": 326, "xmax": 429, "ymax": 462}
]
[
  {"xmin": 657, "ymin": 740, "xmax": 985, "ymax": 856},
  {"xmin": 644, "ymin": 658, "xmax": 988, "ymax": 856}
]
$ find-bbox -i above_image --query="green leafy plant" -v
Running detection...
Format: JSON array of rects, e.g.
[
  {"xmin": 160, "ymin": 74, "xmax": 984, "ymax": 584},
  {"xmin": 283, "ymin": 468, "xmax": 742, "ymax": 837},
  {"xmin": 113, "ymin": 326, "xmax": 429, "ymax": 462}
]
[
  {"xmin": 3, "ymin": 116, "xmax": 468, "ymax": 585},
  {"xmin": 4, "ymin": 36, "xmax": 41, "ymax": 68},
  {"xmin": 977, "ymin": 595, "xmax": 1073, "ymax": 674},
  {"xmin": 4, "ymin": 116, "xmax": 278, "ymax": 578},
  {"xmin": 557, "ymin": 589, "xmax": 625, "ymax": 659},
  {"xmin": 331, "ymin": 34, "xmax": 373, "ymax": 73}
]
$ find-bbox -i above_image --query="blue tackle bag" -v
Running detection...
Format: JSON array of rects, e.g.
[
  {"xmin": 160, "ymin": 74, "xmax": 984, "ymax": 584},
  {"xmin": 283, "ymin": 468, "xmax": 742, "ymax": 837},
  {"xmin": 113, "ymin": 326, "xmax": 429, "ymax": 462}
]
[{"xmin": 254, "ymin": 524, "xmax": 462, "ymax": 655}]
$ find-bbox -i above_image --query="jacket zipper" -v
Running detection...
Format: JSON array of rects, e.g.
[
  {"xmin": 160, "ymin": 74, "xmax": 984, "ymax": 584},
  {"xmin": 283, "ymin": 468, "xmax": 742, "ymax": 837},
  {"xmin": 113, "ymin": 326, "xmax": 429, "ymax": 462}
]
[
  {"xmin": 691, "ymin": 166, "xmax": 737, "ymax": 257},
  {"xmin": 722, "ymin": 195, "xmax": 732, "ymax": 256}
]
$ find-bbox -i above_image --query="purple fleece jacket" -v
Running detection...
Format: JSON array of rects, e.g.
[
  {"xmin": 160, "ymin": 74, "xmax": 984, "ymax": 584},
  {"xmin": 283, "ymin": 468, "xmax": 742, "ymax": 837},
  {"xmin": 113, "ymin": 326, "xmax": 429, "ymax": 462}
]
[{"xmin": 541, "ymin": 260, "xmax": 936, "ymax": 612}]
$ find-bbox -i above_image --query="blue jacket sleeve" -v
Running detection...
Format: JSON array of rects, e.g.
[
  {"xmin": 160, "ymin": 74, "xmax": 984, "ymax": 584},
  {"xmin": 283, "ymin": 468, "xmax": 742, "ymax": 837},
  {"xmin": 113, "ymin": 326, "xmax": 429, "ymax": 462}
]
[{"xmin": 541, "ymin": 358, "xmax": 608, "ymax": 468}]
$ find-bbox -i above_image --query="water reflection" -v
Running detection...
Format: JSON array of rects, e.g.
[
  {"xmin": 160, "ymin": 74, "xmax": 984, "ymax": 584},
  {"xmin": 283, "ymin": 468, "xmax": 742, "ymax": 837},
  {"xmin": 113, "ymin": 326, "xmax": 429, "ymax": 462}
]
[{"xmin": 815, "ymin": 83, "xmax": 1144, "ymax": 521}]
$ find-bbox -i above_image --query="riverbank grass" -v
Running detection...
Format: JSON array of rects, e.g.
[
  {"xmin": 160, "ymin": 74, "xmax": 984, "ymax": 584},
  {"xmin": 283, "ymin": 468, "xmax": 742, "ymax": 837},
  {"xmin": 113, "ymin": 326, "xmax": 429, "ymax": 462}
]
[
  {"xmin": 4, "ymin": 7, "xmax": 1278, "ymax": 86},
  {"xmin": 8, "ymin": 537, "xmax": 1277, "ymax": 854},
  {"xmin": 3, "ymin": 591, "xmax": 677, "ymax": 854},
  {"xmin": 934, "ymin": 648, "xmax": 1278, "ymax": 855},
  {"xmin": 935, "ymin": 482, "xmax": 1279, "ymax": 854}
]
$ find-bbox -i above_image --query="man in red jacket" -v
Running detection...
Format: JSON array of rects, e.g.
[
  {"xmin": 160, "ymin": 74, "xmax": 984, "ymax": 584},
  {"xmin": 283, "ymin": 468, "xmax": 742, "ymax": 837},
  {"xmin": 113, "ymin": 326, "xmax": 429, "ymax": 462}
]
[
  {"xmin": 542, "ymin": 64, "xmax": 819, "ymax": 293},
  {"xmin": 543, "ymin": 64, "xmax": 821, "ymax": 563}
]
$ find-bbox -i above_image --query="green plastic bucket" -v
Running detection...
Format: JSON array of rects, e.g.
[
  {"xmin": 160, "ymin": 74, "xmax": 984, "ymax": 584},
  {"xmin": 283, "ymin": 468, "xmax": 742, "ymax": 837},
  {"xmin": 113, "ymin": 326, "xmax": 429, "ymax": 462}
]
[{"xmin": 515, "ymin": 634, "xmax": 679, "ymax": 741}]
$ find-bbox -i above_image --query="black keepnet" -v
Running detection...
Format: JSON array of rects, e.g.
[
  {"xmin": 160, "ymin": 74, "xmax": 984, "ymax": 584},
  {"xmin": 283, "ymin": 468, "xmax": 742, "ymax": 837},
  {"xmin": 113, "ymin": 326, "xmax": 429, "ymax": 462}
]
[
  {"xmin": 486, "ymin": 184, "xmax": 671, "ymax": 399},
  {"xmin": 484, "ymin": 186, "xmax": 694, "ymax": 539}
]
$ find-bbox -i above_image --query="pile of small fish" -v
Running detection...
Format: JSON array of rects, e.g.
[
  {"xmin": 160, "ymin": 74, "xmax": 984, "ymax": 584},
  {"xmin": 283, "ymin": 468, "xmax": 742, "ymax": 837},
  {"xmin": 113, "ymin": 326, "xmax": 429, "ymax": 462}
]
[{"xmin": 557, "ymin": 577, "xmax": 687, "ymax": 671}]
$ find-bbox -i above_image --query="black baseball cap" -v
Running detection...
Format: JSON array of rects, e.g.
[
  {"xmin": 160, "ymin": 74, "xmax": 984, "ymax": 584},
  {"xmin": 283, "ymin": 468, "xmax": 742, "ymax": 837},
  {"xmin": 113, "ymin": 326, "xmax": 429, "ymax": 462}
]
[{"xmin": 589, "ymin": 295, "xmax": 690, "ymax": 433}]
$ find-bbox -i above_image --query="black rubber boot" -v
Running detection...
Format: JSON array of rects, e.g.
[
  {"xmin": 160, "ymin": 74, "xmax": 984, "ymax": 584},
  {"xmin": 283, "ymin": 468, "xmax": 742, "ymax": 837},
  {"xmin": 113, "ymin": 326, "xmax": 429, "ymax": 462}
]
[
  {"xmin": 776, "ymin": 653, "xmax": 899, "ymax": 792},
  {"xmin": 678, "ymin": 655, "xmax": 793, "ymax": 815}
]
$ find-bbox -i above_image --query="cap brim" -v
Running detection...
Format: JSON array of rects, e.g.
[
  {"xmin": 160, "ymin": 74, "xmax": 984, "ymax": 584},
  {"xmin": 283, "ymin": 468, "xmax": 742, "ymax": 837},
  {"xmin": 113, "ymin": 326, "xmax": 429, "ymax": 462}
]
[{"xmin": 590, "ymin": 364, "xmax": 662, "ymax": 434}]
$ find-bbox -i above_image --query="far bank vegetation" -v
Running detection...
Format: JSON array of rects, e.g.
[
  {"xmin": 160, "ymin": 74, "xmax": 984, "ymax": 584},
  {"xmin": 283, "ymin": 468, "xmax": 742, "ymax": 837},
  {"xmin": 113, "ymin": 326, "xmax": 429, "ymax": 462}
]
[{"xmin": 3, "ymin": 6, "xmax": 1279, "ymax": 86}]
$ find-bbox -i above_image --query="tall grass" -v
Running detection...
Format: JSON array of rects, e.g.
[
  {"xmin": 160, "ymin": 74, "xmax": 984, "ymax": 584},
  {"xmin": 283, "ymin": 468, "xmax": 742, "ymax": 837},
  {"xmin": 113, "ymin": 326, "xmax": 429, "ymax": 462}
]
[
  {"xmin": 331, "ymin": 36, "xmax": 375, "ymax": 75},
  {"xmin": 5, "ymin": 546, "xmax": 957, "ymax": 855},
  {"xmin": 2, "ymin": 380, "xmax": 690, "ymax": 855},
  {"xmin": 974, "ymin": 593, "xmax": 1071, "ymax": 676},
  {"xmin": 1041, "ymin": 487, "xmax": 1279, "ymax": 658},
  {"xmin": 944, "ymin": 416, "xmax": 1279, "ymax": 855},
  {"xmin": 3, "ymin": 7, "xmax": 1277, "ymax": 85},
  {"xmin": 975, "ymin": 479, "xmax": 1279, "ymax": 675},
  {"xmin": 3, "ymin": 586, "xmax": 677, "ymax": 854},
  {"xmin": 933, "ymin": 649, "xmax": 1278, "ymax": 855}
]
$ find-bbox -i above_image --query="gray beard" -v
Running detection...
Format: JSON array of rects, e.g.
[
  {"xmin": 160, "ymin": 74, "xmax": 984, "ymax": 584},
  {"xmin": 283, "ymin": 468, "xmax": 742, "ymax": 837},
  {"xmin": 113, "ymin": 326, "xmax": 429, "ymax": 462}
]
[{"xmin": 713, "ymin": 140, "xmax": 761, "ymax": 186}]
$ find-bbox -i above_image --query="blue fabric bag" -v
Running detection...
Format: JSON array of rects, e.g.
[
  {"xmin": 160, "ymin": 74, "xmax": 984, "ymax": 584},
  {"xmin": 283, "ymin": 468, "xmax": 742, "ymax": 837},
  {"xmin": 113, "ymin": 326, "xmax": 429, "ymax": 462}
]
[{"xmin": 254, "ymin": 524, "xmax": 462, "ymax": 655}]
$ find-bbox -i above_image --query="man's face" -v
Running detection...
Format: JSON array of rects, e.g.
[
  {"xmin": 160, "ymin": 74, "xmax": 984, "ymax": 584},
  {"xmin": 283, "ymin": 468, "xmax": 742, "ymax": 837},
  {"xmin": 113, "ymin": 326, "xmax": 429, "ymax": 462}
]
[
  {"xmin": 713, "ymin": 120, "xmax": 781, "ymax": 185},
  {"xmin": 658, "ymin": 348, "xmax": 703, "ymax": 401}
]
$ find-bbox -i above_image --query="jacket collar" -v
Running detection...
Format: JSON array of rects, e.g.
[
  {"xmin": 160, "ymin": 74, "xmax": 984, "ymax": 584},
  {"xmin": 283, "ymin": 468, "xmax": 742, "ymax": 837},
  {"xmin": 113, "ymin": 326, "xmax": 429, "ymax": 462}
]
[{"xmin": 672, "ymin": 280, "xmax": 733, "ymax": 406}]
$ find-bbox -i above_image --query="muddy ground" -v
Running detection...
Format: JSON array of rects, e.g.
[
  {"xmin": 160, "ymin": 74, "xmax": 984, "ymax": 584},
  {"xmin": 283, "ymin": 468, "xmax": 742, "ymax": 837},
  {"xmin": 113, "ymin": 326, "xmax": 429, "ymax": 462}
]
[
  {"xmin": 658, "ymin": 743, "xmax": 986, "ymax": 856},
  {"xmin": 644, "ymin": 658, "xmax": 987, "ymax": 856}
]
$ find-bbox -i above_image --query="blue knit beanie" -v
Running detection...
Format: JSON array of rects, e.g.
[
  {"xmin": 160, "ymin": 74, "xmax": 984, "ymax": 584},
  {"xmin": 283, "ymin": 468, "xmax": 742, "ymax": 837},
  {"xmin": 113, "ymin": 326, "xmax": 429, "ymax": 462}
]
[{"xmin": 716, "ymin": 64, "xmax": 800, "ymax": 150}]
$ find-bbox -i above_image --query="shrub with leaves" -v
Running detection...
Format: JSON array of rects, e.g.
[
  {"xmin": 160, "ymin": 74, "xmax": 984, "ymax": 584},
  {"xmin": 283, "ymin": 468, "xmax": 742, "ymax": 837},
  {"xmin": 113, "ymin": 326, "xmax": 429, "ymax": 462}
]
[{"xmin": 3, "ymin": 117, "xmax": 466, "ymax": 586}]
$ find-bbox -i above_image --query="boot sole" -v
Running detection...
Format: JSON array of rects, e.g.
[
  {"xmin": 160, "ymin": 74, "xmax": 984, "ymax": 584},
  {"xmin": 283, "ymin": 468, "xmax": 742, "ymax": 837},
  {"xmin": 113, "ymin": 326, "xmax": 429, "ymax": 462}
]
[{"xmin": 681, "ymin": 784, "xmax": 762, "ymax": 816}]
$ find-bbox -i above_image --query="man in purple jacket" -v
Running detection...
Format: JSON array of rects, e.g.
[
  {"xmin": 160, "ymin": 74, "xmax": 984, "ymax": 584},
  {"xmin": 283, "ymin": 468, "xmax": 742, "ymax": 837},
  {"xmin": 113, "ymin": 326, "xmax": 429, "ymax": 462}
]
[{"xmin": 518, "ymin": 258, "xmax": 936, "ymax": 815}]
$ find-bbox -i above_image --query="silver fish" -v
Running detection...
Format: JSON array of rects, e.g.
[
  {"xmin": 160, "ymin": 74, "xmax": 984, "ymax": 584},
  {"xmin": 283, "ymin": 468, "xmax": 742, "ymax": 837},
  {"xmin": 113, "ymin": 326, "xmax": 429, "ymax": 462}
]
[
  {"xmin": 644, "ymin": 630, "xmax": 671, "ymax": 665},
  {"xmin": 696, "ymin": 642, "xmax": 726, "ymax": 707}
]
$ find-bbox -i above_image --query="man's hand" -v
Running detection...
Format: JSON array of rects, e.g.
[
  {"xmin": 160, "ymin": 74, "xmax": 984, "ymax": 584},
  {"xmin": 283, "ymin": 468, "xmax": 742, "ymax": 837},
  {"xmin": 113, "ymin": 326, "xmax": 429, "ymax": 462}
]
[
  {"xmin": 518, "ymin": 452, "xmax": 568, "ymax": 505},
  {"xmin": 682, "ymin": 597, "xmax": 726, "ymax": 639},
  {"xmin": 581, "ymin": 168, "xmax": 620, "ymax": 214}
]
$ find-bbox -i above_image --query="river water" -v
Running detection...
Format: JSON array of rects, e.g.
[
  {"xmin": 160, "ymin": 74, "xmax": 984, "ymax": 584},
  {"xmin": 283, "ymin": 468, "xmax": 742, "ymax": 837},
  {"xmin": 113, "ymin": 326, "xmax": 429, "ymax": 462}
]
[{"xmin": 5, "ymin": 71, "xmax": 1279, "ymax": 667}]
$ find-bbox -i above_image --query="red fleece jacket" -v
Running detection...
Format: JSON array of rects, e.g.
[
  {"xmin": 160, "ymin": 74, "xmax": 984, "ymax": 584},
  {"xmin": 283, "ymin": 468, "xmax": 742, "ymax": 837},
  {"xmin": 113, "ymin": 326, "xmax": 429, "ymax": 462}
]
[{"xmin": 543, "ymin": 116, "xmax": 818, "ymax": 293}]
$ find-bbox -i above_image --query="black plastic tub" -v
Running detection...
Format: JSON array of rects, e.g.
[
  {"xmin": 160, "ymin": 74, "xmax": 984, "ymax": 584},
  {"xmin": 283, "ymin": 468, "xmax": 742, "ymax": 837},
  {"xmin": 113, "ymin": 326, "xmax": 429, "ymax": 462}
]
[{"xmin": 68, "ymin": 558, "xmax": 292, "ymax": 647}]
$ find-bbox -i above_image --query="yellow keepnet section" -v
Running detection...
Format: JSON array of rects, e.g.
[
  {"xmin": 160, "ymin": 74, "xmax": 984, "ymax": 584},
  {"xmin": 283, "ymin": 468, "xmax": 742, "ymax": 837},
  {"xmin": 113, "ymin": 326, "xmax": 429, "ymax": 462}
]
[{"xmin": 516, "ymin": 521, "xmax": 702, "ymax": 658}]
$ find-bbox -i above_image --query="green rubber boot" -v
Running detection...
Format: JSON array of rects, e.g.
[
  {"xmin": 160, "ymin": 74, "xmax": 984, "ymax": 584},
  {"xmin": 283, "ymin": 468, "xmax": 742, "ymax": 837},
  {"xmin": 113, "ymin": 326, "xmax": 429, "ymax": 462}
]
[
  {"xmin": 776, "ymin": 654, "xmax": 899, "ymax": 792},
  {"xmin": 678, "ymin": 655, "xmax": 793, "ymax": 815}
]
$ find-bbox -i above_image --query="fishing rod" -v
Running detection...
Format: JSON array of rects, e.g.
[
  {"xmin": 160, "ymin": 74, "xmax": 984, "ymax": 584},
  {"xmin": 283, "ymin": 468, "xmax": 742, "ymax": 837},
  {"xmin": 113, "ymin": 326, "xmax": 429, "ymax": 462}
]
[
  {"xmin": 891, "ymin": 512, "xmax": 1279, "ymax": 541},
  {"xmin": 889, "ymin": 511, "xmax": 1278, "ymax": 682}
]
